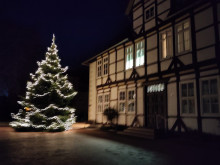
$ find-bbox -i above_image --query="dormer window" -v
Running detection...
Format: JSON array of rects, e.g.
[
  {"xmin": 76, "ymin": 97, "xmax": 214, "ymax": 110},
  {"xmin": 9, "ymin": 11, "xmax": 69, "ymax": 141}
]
[{"xmin": 145, "ymin": 6, "xmax": 154, "ymax": 21}]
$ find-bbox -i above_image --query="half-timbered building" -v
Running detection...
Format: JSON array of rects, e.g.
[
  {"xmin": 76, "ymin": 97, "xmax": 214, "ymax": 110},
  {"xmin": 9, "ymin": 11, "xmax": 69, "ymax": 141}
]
[{"xmin": 82, "ymin": 0, "xmax": 220, "ymax": 135}]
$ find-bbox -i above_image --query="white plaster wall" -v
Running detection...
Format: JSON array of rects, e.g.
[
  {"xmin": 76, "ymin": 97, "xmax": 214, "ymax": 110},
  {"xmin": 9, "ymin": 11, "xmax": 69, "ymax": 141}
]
[
  {"xmin": 144, "ymin": 0, "xmax": 154, "ymax": 8},
  {"xmin": 158, "ymin": 11, "xmax": 169, "ymax": 22},
  {"xmin": 126, "ymin": 69, "xmax": 133, "ymax": 79},
  {"xmin": 145, "ymin": 19, "xmax": 155, "ymax": 31},
  {"xmin": 127, "ymin": 115, "xmax": 135, "ymax": 126},
  {"xmin": 200, "ymin": 69, "xmax": 219, "ymax": 77},
  {"xmin": 202, "ymin": 119, "xmax": 220, "ymax": 135},
  {"xmin": 109, "ymin": 63, "xmax": 115, "ymax": 74},
  {"xmin": 167, "ymin": 82, "xmax": 177, "ymax": 116},
  {"xmin": 147, "ymin": 64, "xmax": 158, "ymax": 75},
  {"xmin": 182, "ymin": 118, "xmax": 198, "ymax": 131},
  {"xmin": 97, "ymin": 79, "xmax": 101, "ymax": 86},
  {"xmin": 117, "ymin": 72, "xmax": 124, "ymax": 81},
  {"xmin": 102, "ymin": 77, "xmax": 107, "ymax": 85},
  {"xmin": 111, "ymin": 87, "xmax": 118, "ymax": 100},
  {"xmin": 137, "ymin": 86, "xmax": 144, "ymax": 115},
  {"xmin": 196, "ymin": 27, "xmax": 215, "ymax": 49},
  {"xmin": 133, "ymin": 6, "xmax": 142, "ymax": 19},
  {"xmin": 157, "ymin": 0, "xmax": 170, "ymax": 15},
  {"xmin": 134, "ymin": 17, "xmax": 143, "ymax": 29},
  {"xmin": 168, "ymin": 118, "xmax": 177, "ymax": 130},
  {"xmin": 110, "ymin": 75, "xmax": 115, "ymax": 82},
  {"xmin": 147, "ymin": 34, "xmax": 157, "ymax": 50},
  {"xmin": 178, "ymin": 54, "xmax": 192, "ymax": 65},
  {"xmin": 147, "ymin": 49, "xmax": 157, "ymax": 64},
  {"xmin": 110, "ymin": 52, "xmax": 116, "ymax": 63},
  {"xmin": 137, "ymin": 116, "xmax": 144, "ymax": 127},
  {"xmin": 197, "ymin": 46, "xmax": 215, "ymax": 62},
  {"xmin": 88, "ymin": 62, "xmax": 97, "ymax": 122},
  {"xmin": 161, "ymin": 59, "xmax": 171, "ymax": 71},
  {"xmin": 194, "ymin": 7, "xmax": 213, "ymax": 30},
  {"xmin": 117, "ymin": 60, "xmax": 124, "ymax": 72},
  {"xmin": 117, "ymin": 48, "xmax": 124, "ymax": 61},
  {"xmin": 96, "ymin": 114, "xmax": 102, "ymax": 123},
  {"xmin": 118, "ymin": 115, "xmax": 126, "ymax": 125},
  {"xmin": 136, "ymin": 67, "xmax": 145, "ymax": 76},
  {"xmin": 135, "ymin": 27, "xmax": 142, "ymax": 34}
]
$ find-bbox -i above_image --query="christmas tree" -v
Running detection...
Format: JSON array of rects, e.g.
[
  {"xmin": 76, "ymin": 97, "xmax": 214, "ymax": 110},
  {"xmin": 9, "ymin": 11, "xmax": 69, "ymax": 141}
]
[{"xmin": 10, "ymin": 35, "xmax": 77, "ymax": 132}]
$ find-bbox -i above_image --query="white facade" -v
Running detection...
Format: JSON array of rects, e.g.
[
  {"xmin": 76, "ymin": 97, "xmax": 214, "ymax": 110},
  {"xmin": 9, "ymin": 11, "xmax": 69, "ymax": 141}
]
[{"xmin": 83, "ymin": 0, "xmax": 220, "ymax": 135}]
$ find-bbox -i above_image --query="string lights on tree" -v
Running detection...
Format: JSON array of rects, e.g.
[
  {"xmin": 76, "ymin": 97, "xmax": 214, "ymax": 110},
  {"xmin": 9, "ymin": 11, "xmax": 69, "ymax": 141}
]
[{"xmin": 10, "ymin": 34, "xmax": 77, "ymax": 131}]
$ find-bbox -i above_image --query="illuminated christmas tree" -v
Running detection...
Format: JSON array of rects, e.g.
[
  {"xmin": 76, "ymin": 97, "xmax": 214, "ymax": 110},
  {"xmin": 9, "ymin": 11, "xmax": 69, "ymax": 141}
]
[{"xmin": 10, "ymin": 35, "xmax": 77, "ymax": 131}]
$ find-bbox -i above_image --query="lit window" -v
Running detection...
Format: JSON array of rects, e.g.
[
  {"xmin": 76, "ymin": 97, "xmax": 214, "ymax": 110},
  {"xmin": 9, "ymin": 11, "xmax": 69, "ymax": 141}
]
[
  {"xmin": 201, "ymin": 79, "xmax": 219, "ymax": 114},
  {"xmin": 118, "ymin": 91, "xmax": 126, "ymax": 113},
  {"xmin": 145, "ymin": 7, "xmax": 154, "ymax": 20},
  {"xmin": 180, "ymin": 82, "xmax": 195, "ymax": 114},
  {"xmin": 97, "ymin": 59, "xmax": 102, "ymax": 77},
  {"xmin": 136, "ymin": 40, "xmax": 144, "ymax": 67},
  {"xmin": 126, "ymin": 46, "xmax": 133, "ymax": 70},
  {"xmin": 160, "ymin": 29, "xmax": 172, "ymax": 59},
  {"xmin": 103, "ymin": 57, "xmax": 108, "ymax": 75},
  {"xmin": 176, "ymin": 21, "xmax": 191, "ymax": 53}
]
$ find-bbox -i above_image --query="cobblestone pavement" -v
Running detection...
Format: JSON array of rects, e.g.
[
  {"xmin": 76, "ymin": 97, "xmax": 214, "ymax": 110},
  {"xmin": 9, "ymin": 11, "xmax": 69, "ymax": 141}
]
[{"xmin": 0, "ymin": 126, "xmax": 219, "ymax": 165}]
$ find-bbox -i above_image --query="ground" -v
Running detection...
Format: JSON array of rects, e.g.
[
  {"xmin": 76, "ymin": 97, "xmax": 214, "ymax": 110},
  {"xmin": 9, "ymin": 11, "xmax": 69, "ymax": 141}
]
[{"xmin": 0, "ymin": 123, "xmax": 220, "ymax": 165}]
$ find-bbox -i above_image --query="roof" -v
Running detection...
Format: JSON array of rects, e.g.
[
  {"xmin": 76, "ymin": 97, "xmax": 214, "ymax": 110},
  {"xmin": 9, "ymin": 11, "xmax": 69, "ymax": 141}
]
[{"xmin": 82, "ymin": 38, "xmax": 129, "ymax": 66}]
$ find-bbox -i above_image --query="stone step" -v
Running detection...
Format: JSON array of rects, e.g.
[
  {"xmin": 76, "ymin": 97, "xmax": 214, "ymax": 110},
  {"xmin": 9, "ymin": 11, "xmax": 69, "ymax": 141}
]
[{"xmin": 117, "ymin": 127, "xmax": 155, "ymax": 140}]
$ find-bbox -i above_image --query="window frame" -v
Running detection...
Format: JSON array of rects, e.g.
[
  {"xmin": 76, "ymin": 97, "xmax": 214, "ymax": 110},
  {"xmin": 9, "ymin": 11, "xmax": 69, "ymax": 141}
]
[
  {"xmin": 179, "ymin": 80, "xmax": 197, "ymax": 116},
  {"xmin": 103, "ymin": 93, "xmax": 110, "ymax": 112},
  {"xmin": 200, "ymin": 76, "xmax": 220, "ymax": 116},
  {"xmin": 175, "ymin": 19, "xmax": 191, "ymax": 55},
  {"xmin": 97, "ymin": 94, "xmax": 103, "ymax": 113},
  {"xmin": 125, "ymin": 45, "xmax": 134, "ymax": 70},
  {"xmin": 160, "ymin": 28, "xmax": 173, "ymax": 60},
  {"xmin": 135, "ymin": 40, "xmax": 145, "ymax": 67},
  {"xmin": 103, "ymin": 56, "xmax": 109, "ymax": 76},
  {"xmin": 97, "ymin": 59, "xmax": 102, "ymax": 78},
  {"xmin": 145, "ymin": 6, "xmax": 155, "ymax": 21},
  {"xmin": 127, "ymin": 89, "xmax": 136, "ymax": 113},
  {"xmin": 118, "ymin": 91, "xmax": 126, "ymax": 113}
]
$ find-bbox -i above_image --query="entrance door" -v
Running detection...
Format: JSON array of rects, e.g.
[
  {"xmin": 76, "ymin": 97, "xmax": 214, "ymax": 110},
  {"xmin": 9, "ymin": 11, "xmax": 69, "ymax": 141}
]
[{"xmin": 146, "ymin": 90, "xmax": 167, "ymax": 130}]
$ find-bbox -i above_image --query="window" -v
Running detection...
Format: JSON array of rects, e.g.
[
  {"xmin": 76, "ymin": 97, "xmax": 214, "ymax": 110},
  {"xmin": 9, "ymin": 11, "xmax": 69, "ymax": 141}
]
[
  {"xmin": 176, "ymin": 21, "xmax": 191, "ymax": 53},
  {"xmin": 127, "ymin": 90, "xmax": 135, "ymax": 112},
  {"xmin": 97, "ymin": 59, "xmax": 102, "ymax": 77},
  {"xmin": 118, "ymin": 91, "xmax": 126, "ymax": 113},
  {"xmin": 97, "ymin": 95, "xmax": 103, "ymax": 113},
  {"xmin": 136, "ymin": 40, "xmax": 144, "ymax": 67},
  {"xmin": 103, "ymin": 57, "xmax": 108, "ymax": 75},
  {"xmin": 145, "ymin": 7, "xmax": 154, "ymax": 20},
  {"xmin": 126, "ymin": 46, "xmax": 133, "ymax": 70},
  {"xmin": 103, "ymin": 94, "xmax": 110, "ymax": 111},
  {"xmin": 180, "ymin": 82, "xmax": 195, "ymax": 114},
  {"xmin": 160, "ymin": 29, "xmax": 173, "ymax": 59},
  {"xmin": 201, "ymin": 78, "xmax": 219, "ymax": 114}
]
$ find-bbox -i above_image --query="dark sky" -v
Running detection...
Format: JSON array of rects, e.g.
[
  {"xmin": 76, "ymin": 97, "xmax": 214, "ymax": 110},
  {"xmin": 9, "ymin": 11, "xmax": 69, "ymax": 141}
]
[{"xmin": 0, "ymin": 0, "xmax": 131, "ymax": 96}]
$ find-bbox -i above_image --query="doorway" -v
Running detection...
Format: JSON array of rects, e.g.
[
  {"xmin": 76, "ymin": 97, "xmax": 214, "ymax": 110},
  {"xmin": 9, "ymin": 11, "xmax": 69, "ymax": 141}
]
[{"xmin": 145, "ymin": 88, "xmax": 167, "ymax": 130}]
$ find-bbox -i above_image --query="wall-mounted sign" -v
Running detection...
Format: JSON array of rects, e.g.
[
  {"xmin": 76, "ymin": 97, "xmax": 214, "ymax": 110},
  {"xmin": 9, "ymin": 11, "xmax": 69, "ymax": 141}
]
[{"xmin": 147, "ymin": 83, "xmax": 165, "ymax": 93}]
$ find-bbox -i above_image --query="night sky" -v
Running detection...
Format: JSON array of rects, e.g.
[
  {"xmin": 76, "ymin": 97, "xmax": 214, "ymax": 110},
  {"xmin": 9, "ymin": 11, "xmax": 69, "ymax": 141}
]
[{"xmin": 0, "ymin": 0, "xmax": 131, "ymax": 120}]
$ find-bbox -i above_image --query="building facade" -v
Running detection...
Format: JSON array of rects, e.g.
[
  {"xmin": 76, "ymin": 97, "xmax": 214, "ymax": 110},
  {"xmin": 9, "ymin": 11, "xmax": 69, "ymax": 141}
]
[{"xmin": 83, "ymin": 0, "xmax": 220, "ymax": 135}]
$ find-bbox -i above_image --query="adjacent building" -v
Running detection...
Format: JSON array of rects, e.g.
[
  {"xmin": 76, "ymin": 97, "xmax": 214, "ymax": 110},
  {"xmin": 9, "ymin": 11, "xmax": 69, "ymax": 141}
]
[{"xmin": 82, "ymin": 0, "xmax": 220, "ymax": 135}]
